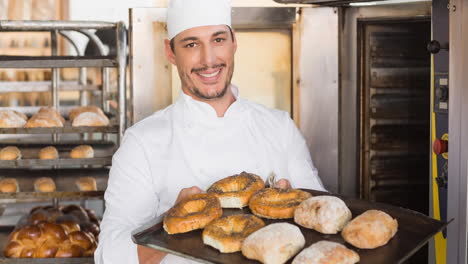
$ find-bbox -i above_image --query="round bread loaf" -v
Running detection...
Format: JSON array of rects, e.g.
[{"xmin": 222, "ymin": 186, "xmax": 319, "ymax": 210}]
[
  {"xmin": 38, "ymin": 146, "xmax": 59, "ymax": 160},
  {"xmin": 241, "ymin": 223, "xmax": 305, "ymax": 264},
  {"xmin": 75, "ymin": 177, "xmax": 97, "ymax": 191},
  {"xmin": 37, "ymin": 107, "xmax": 65, "ymax": 124},
  {"xmin": 70, "ymin": 145, "xmax": 94, "ymax": 159},
  {"xmin": 249, "ymin": 188, "xmax": 312, "ymax": 219},
  {"xmin": 68, "ymin": 106, "xmax": 105, "ymax": 121},
  {"xmin": 203, "ymin": 214, "xmax": 265, "ymax": 253},
  {"xmin": 0, "ymin": 178, "xmax": 19, "ymax": 193},
  {"xmin": 72, "ymin": 112, "xmax": 109, "ymax": 127},
  {"xmin": 341, "ymin": 210, "xmax": 398, "ymax": 249},
  {"xmin": 292, "ymin": 241, "xmax": 360, "ymax": 264},
  {"xmin": 163, "ymin": 193, "xmax": 222, "ymax": 234},
  {"xmin": 0, "ymin": 146, "xmax": 22, "ymax": 160},
  {"xmin": 0, "ymin": 110, "xmax": 27, "ymax": 128},
  {"xmin": 207, "ymin": 172, "xmax": 265, "ymax": 208},
  {"xmin": 25, "ymin": 107, "xmax": 64, "ymax": 128},
  {"xmin": 34, "ymin": 177, "xmax": 56, "ymax": 193},
  {"xmin": 294, "ymin": 196, "xmax": 352, "ymax": 234}
]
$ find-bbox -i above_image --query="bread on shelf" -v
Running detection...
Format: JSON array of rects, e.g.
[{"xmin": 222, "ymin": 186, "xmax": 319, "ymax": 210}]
[
  {"xmin": 34, "ymin": 177, "xmax": 56, "ymax": 193},
  {"xmin": 38, "ymin": 146, "xmax": 59, "ymax": 160},
  {"xmin": 75, "ymin": 177, "xmax": 97, "ymax": 191},
  {"xmin": 0, "ymin": 110, "xmax": 27, "ymax": 128},
  {"xmin": 0, "ymin": 146, "xmax": 22, "ymax": 160},
  {"xmin": 25, "ymin": 107, "xmax": 65, "ymax": 128},
  {"xmin": 69, "ymin": 106, "xmax": 109, "ymax": 127},
  {"xmin": 70, "ymin": 145, "xmax": 94, "ymax": 159},
  {"xmin": 0, "ymin": 178, "xmax": 19, "ymax": 193}
]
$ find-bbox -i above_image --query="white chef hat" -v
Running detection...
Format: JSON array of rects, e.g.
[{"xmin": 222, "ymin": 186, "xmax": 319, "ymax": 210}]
[{"xmin": 167, "ymin": 0, "xmax": 232, "ymax": 40}]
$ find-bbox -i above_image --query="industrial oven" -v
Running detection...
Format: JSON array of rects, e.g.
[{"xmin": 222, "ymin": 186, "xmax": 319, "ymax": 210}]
[{"xmin": 0, "ymin": 20, "xmax": 127, "ymax": 262}]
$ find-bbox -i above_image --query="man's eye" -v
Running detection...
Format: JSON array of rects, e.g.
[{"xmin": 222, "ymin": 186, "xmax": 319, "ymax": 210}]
[
  {"xmin": 214, "ymin": 38, "xmax": 225, "ymax": 43},
  {"xmin": 185, "ymin": 43, "xmax": 196, "ymax": 48}
]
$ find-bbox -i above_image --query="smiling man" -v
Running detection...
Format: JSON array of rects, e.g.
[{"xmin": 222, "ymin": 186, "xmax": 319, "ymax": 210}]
[{"xmin": 95, "ymin": 0, "xmax": 325, "ymax": 263}]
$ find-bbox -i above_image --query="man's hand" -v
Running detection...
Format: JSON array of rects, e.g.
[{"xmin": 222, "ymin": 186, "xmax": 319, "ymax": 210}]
[
  {"xmin": 175, "ymin": 186, "xmax": 204, "ymax": 203},
  {"xmin": 274, "ymin": 178, "xmax": 291, "ymax": 189},
  {"xmin": 138, "ymin": 186, "xmax": 203, "ymax": 264}
]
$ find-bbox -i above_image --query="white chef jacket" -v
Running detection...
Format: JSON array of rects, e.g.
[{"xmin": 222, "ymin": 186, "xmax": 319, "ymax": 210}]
[{"xmin": 94, "ymin": 85, "xmax": 325, "ymax": 264}]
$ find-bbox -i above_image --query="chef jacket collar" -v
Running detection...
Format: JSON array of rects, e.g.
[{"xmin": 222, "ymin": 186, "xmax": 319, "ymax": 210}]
[{"xmin": 179, "ymin": 84, "xmax": 246, "ymax": 126}]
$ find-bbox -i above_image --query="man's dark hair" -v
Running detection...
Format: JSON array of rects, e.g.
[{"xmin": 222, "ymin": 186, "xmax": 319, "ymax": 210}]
[{"xmin": 170, "ymin": 26, "xmax": 234, "ymax": 53}]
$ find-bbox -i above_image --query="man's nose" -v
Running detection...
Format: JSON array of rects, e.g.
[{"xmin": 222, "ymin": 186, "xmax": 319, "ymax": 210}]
[{"xmin": 200, "ymin": 44, "xmax": 216, "ymax": 66}]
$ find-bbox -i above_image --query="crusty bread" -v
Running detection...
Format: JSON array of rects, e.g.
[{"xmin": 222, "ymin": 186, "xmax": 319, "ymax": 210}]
[
  {"xmin": 75, "ymin": 177, "xmax": 97, "ymax": 191},
  {"xmin": 241, "ymin": 223, "xmax": 305, "ymax": 264},
  {"xmin": 207, "ymin": 172, "xmax": 265, "ymax": 208},
  {"xmin": 72, "ymin": 112, "xmax": 109, "ymax": 127},
  {"xmin": 34, "ymin": 177, "xmax": 56, "ymax": 192},
  {"xmin": 294, "ymin": 195, "xmax": 352, "ymax": 234},
  {"xmin": 0, "ymin": 178, "xmax": 19, "ymax": 193},
  {"xmin": 202, "ymin": 214, "xmax": 265, "ymax": 253},
  {"xmin": 0, "ymin": 146, "xmax": 22, "ymax": 160},
  {"xmin": 70, "ymin": 145, "xmax": 94, "ymax": 159},
  {"xmin": 292, "ymin": 241, "xmax": 359, "ymax": 264},
  {"xmin": 0, "ymin": 110, "xmax": 27, "ymax": 128},
  {"xmin": 37, "ymin": 107, "xmax": 65, "ymax": 124},
  {"xmin": 25, "ymin": 107, "xmax": 65, "ymax": 128},
  {"xmin": 342, "ymin": 209, "xmax": 398, "ymax": 249},
  {"xmin": 38, "ymin": 146, "xmax": 59, "ymax": 160},
  {"xmin": 68, "ymin": 106, "xmax": 105, "ymax": 121}
]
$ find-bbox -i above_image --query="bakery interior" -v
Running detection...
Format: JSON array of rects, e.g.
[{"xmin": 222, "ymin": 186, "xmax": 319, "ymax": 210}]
[{"xmin": 0, "ymin": 0, "xmax": 468, "ymax": 263}]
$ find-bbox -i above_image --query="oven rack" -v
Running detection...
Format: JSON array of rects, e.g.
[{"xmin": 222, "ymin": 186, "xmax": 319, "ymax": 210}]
[
  {"xmin": 0, "ymin": 158, "xmax": 111, "ymax": 169},
  {"xmin": 0, "ymin": 191, "xmax": 104, "ymax": 204},
  {"xmin": 0, "ymin": 121, "xmax": 118, "ymax": 135},
  {"xmin": 0, "ymin": 81, "xmax": 101, "ymax": 93}
]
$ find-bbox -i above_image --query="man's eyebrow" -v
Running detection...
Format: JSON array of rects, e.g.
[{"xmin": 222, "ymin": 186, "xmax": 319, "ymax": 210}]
[
  {"xmin": 179, "ymin": 36, "xmax": 198, "ymax": 43},
  {"xmin": 213, "ymin": 31, "xmax": 228, "ymax": 37}
]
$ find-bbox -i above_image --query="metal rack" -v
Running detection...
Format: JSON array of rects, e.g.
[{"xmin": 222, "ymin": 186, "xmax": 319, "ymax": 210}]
[{"xmin": 0, "ymin": 21, "xmax": 128, "ymax": 263}]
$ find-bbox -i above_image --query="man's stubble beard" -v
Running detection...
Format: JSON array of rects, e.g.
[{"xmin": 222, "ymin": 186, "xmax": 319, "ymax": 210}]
[{"xmin": 181, "ymin": 62, "xmax": 235, "ymax": 101}]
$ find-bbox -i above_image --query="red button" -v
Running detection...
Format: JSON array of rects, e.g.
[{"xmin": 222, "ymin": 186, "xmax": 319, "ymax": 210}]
[{"xmin": 433, "ymin": 139, "xmax": 448, "ymax": 155}]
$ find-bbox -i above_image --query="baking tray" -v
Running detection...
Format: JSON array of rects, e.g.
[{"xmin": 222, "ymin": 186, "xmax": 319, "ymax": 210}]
[
  {"xmin": 132, "ymin": 189, "xmax": 449, "ymax": 264},
  {"xmin": 0, "ymin": 120, "xmax": 118, "ymax": 134},
  {"xmin": 0, "ymin": 227, "xmax": 94, "ymax": 264},
  {"xmin": 0, "ymin": 158, "xmax": 111, "ymax": 169}
]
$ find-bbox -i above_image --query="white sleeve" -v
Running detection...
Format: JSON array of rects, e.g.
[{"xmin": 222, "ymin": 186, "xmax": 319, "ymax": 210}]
[
  {"xmin": 284, "ymin": 113, "xmax": 327, "ymax": 192},
  {"xmin": 95, "ymin": 131, "xmax": 159, "ymax": 264}
]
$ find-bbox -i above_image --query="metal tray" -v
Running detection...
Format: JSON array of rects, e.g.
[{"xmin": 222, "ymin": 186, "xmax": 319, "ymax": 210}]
[
  {"xmin": 132, "ymin": 190, "xmax": 449, "ymax": 264},
  {"xmin": 0, "ymin": 121, "xmax": 118, "ymax": 135},
  {"xmin": 0, "ymin": 158, "xmax": 111, "ymax": 169}
]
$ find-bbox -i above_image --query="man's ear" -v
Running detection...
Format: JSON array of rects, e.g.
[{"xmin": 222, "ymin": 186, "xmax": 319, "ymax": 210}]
[
  {"xmin": 164, "ymin": 39, "xmax": 176, "ymax": 65},
  {"xmin": 231, "ymin": 29, "xmax": 238, "ymax": 53}
]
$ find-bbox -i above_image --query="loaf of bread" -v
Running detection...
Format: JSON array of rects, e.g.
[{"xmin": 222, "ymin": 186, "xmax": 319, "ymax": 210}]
[
  {"xmin": 342, "ymin": 210, "xmax": 398, "ymax": 249},
  {"xmin": 0, "ymin": 146, "xmax": 22, "ymax": 160},
  {"xmin": 68, "ymin": 106, "xmax": 105, "ymax": 121},
  {"xmin": 241, "ymin": 223, "xmax": 305, "ymax": 264},
  {"xmin": 294, "ymin": 196, "xmax": 352, "ymax": 234},
  {"xmin": 38, "ymin": 146, "xmax": 59, "ymax": 160},
  {"xmin": 72, "ymin": 112, "xmax": 109, "ymax": 127},
  {"xmin": 34, "ymin": 177, "xmax": 56, "ymax": 192},
  {"xmin": 75, "ymin": 177, "xmax": 97, "ymax": 191},
  {"xmin": 0, "ymin": 178, "xmax": 19, "ymax": 193},
  {"xmin": 0, "ymin": 110, "xmax": 27, "ymax": 128},
  {"xmin": 70, "ymin": 145, "xmax": 94, "ymax": 159},
  {"xmin": 292, "ymin": 241, "xmax": 360, "ymax": 264},
  {"xmin": 25, "ymin": 107, "xmax": 64, "ymax": 128}
]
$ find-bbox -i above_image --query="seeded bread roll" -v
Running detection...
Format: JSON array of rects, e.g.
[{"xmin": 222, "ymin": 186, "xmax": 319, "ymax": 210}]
[
  {"xmin": 342, "ymin": 210, "xmax": 398, "ymax": 249},
  {"xmin": 38, "ymin": 146, "xmax": 59, "ymax": 160},
  {"xmin": 0, "ymin": 178, "xmax": 19, "ymax": 193},
  {"xmin": 0, "ymin": 146, "xmax": 22, "ymax": 160},
  {"xmin": 34, "ymin": 177, "xmax": 56, "ymax": 193},
  {"xmin": 292, "ymin": 241, "xmax": 359, "ymax": 264},
  {"xmin": 0, "ymin": 110, "xmax": 27, "ymax": 128},
  {"xmin": 70, "ymin": 145, "xmax": 94, "ymax": 159},
  {"xmin": 75, "ymin": 177, "xmax": 97, "ymax": 191}
]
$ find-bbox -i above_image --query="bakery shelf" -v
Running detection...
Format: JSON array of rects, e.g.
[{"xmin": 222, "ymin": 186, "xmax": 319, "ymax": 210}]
[
  {"xmin": 0, "ymin": 191, "xmax": 104, "ymax": 204},
  {"xmin": 0, "ymin": 81, "xmax": 101, "ymax": 93},
  {"xmin": 0, "ymin": 121, "xmax": 118, "ymax": 134},
  {"xmin": 0, "ymin": 158, "xmax": 112, "ymax": 169},
  {"xmin": 0, "ymin": 56, "xmax": 116, "ymax": 69}
]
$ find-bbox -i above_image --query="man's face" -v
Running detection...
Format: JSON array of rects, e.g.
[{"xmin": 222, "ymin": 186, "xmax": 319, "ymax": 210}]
[{"xmin": 165, "ymin": 25, "xmax": 237, "ymax": 101}]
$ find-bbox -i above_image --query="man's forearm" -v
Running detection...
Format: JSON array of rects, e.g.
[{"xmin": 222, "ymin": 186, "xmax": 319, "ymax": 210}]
[{"xmin": 137, "ymin": 245, "xmax": 167, "ymax": 264}]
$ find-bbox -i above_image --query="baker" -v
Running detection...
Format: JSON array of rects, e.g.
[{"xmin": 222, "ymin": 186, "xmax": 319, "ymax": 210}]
[{"xmin": 95, "ymin": 0, "xmax": 326, "ymax": 263}]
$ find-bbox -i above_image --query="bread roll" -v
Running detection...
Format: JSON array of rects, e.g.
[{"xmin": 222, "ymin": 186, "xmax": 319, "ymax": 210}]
[
  {"xmin": 292, "ymin": 241, "xmax": 360, "ymax": 264},
  {"xmin": 38, "ymin": 146, "xmax": 59, "ymax": 160},
  {"xmin": 25, "ymin": 107, "xmax": 64, "ymax": 128},
  {"xmin": 0, "ymin": 110, "xmax": 27, "ymax": 128},
  {"xmin": 37, "ymin": 107, "xmax": 65, "ymax": 124},
  {"xmin": 0, "ymin": 178, "xmax": 19, "ymax": 193},
  {"xmin": 68, "ymin": 106, "xmax": 105, "ymax": 121},
  {"xmin": 34, "ymin": 177, "xmax": 56, "ymax": 192},
  {"xmin": 294, "ymin": 196, "xmax": 352, "ymax": 234},
  {"xmin": 0, "ymin": 146, "xmax": 22, "ymax": 160},
  {"xmin": 342, "ymin": 210, "xmax": 398, "ymax": 249},
  {"xmin": 241, "ymin": 223, "xmax": 305, "ymax": 264},
  {"xmin": 75, "ymin": 177, "xmax": 97, "ymax": 191},
  {"xmin": 72, "ymin": 112, "xmax": 109, "ymax": 127},
  {"xmin": 70, "ymin": 145, "xmax": 94, "ymax": 159}
]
